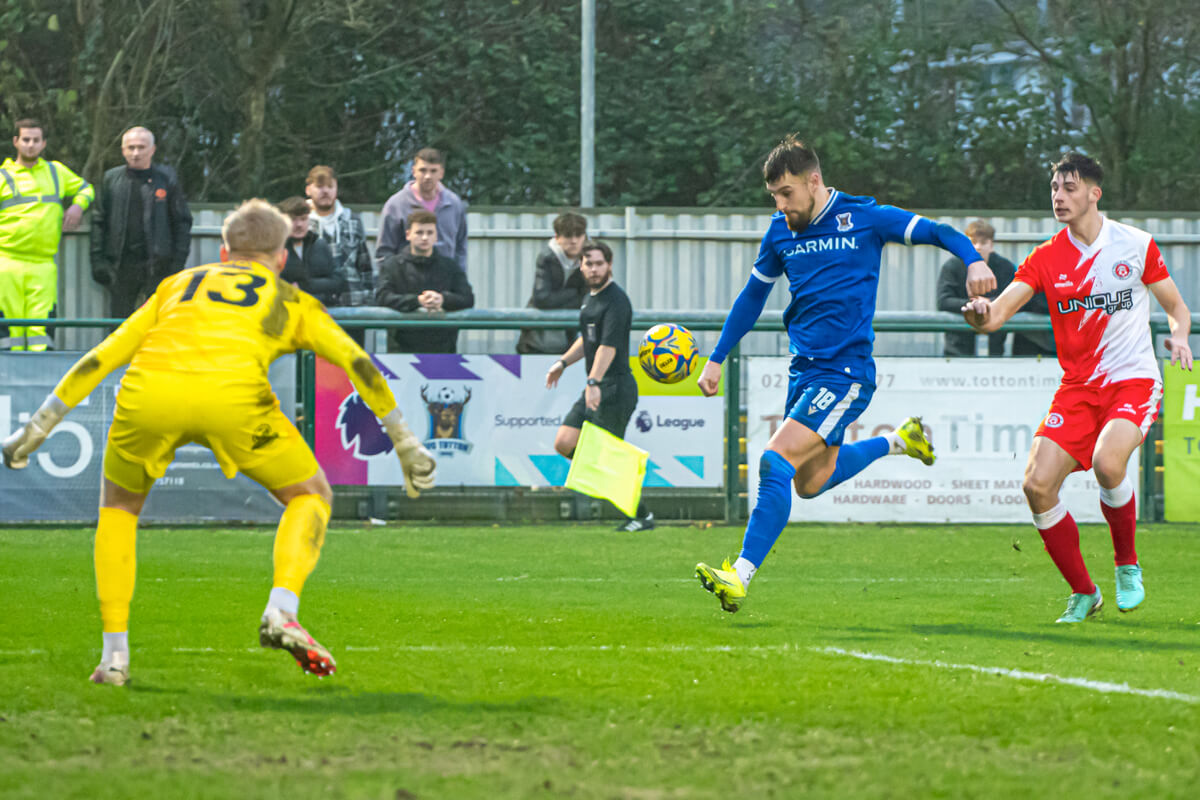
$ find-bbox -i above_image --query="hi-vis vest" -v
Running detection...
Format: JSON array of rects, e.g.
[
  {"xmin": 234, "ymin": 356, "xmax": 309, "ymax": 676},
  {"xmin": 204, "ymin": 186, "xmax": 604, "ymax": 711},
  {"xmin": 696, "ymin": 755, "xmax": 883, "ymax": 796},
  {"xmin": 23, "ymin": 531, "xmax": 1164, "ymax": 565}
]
[{"xmin": 0, "ymin": 158, "xmax": 92, "ymax": 261}]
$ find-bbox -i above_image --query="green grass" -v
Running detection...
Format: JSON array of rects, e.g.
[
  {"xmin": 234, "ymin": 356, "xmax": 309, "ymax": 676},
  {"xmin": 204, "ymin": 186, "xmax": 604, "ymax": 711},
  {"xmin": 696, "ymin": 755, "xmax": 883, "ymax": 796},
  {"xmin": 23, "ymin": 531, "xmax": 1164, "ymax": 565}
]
[{"xmin": 2, "ymin": 522, "xmax": 1200, "ymax": 799}]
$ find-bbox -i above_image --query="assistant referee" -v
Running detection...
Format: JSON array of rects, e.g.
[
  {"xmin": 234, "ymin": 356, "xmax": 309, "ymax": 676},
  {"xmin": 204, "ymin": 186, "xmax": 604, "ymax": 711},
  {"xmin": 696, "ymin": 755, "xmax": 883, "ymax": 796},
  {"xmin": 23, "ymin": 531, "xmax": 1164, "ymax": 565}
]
[{"xmin": 545, "ymin": 239, "xmax": 653, "ymax": 531}]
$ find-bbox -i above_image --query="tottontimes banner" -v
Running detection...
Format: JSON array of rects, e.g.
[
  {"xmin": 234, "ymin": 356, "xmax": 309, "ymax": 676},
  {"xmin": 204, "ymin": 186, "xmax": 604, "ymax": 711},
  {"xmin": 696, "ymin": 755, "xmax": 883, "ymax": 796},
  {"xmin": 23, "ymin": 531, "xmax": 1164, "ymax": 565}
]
[
  {"xmin": 746, "ymin": 357, "xmax": 1133, "ymax": 523},
  {"xmin": 1162, "ymin": 361, "xmax": 1200, "ymax": 521},
  {"xmin": 0, "ymin": 354, "xmax": 296, "ymax": 523},
  {"xmin": 314, "ymin": 354, "xmax": 723, "ymax": 488}
]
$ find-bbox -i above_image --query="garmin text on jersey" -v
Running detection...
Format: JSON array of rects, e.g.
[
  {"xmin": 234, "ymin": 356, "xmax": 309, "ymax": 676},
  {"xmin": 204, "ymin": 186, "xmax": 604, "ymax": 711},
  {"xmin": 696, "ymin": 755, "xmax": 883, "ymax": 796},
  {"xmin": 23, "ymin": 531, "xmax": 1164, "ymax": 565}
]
[{"xmin": 780, "ymin": 236, "xmax": 858, "ymax": 258}]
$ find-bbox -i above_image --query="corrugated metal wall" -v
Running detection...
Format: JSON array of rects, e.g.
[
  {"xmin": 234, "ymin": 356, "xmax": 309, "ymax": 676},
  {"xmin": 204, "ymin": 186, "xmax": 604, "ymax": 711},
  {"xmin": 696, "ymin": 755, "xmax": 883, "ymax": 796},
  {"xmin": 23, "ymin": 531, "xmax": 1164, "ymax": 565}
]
[{"xmin": 55, "ymin": 206, "xmax": 1200, "ymax": 354}]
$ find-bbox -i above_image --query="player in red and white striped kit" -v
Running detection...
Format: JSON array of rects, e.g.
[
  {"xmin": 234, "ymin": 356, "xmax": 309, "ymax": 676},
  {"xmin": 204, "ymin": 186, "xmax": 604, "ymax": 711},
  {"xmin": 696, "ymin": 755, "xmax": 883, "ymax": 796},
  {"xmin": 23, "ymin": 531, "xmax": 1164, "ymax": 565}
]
[{"xmin": 963, "ymin": 153, "xmax": 1193, "ymax": 623}]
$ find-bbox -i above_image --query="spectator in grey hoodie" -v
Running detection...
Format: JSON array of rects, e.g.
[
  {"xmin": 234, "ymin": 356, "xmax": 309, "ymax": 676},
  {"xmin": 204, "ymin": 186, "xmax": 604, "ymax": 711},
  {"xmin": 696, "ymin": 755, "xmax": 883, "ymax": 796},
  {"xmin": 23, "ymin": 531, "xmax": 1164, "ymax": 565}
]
[{"xmin": 375, "ymin": 148, "xmax": 467, "ymax": 273}]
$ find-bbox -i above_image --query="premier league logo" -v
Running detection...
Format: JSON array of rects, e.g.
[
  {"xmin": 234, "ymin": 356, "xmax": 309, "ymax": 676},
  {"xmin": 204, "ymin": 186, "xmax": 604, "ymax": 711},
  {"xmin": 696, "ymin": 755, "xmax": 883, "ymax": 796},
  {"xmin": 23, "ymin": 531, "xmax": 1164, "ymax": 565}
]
[
  {"xmin": 635, "ymin": 410, "xmax": 653, "ymax": 433},
  {"xmin": 420, "ymin": 384, "xmax": 474, "ymax": 455},
  {"xmin": 336, "ymin": 393, "xmax": 393, "ymax": 458}
]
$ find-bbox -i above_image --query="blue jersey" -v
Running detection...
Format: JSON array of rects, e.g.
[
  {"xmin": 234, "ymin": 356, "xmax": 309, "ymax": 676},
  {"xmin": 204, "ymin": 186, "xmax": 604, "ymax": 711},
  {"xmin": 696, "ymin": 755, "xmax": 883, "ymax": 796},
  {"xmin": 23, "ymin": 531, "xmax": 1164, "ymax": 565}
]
[{"xmin": 752, "ymin": 189, "xmax": 920, "ymax": 364}]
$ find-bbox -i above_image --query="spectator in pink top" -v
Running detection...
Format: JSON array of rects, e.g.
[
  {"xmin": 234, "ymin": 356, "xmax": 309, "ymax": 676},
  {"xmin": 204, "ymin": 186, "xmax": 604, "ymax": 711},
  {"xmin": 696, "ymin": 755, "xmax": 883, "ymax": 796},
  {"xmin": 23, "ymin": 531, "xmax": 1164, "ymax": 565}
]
[{"xmin": 375, "ymin": 148, "xmax": 468, "ymax": 273}]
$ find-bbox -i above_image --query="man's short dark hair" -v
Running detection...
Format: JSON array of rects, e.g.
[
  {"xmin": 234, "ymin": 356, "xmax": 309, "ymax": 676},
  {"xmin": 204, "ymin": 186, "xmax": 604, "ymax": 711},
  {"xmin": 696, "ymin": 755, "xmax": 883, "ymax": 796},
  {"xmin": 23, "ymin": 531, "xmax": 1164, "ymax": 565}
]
[
  {"xmin": 414, "ymin": 147, "xmax": 443, "ymax": 165},
  {"xmin": 763, "ymin": 134, "xmax": 820, "ymax": 183},
  {"xmin": 1051, "ymin": 152, "xmax": 1103, "ymax": 185},
  {"xmin": 408, "ymin": 209, "xmax": 437, "ymax": 227},
  {"xmin": 14, "ymin": 118, "xmax": 44, "ymax": 138},
  {"xmin": 553, "ymin": 212, "xmax": 587, "ymax": 238},
  {"xmin": 278, "ymin": 196, "xmax": 310, "ymax": 218},
  {"xmin": 581, "ymin": 239, "xmax": 612, "ymax": 265}
]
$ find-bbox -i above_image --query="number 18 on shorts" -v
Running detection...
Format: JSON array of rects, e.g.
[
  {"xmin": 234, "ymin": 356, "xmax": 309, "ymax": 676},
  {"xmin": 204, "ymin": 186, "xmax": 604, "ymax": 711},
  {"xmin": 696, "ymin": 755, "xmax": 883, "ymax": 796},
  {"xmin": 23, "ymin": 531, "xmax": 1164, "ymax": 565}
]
[{"xmin": 784, "ymin": 362, "xmax": 875, "ymax": 447}]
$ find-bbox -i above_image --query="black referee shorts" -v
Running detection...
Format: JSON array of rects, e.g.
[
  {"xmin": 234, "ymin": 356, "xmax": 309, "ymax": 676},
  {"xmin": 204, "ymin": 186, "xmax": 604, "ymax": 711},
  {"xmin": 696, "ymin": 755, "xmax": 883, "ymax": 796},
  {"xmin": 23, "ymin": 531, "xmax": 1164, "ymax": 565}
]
[{"xmin": 562, "ymin": 373, "xmax": 639, "ymax": 439}]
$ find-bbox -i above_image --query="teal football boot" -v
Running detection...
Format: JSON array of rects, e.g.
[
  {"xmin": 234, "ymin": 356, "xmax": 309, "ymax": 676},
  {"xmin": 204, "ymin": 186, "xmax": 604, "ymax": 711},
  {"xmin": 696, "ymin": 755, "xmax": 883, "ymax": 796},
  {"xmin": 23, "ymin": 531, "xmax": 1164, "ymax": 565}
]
[
  {"xmin": 1115, "ymin": 564, "xmax": 1145, "ymax": 612},
  {"xmin": 1055, "ymin": 587, "xmax": 1103, "ymax": 623}
]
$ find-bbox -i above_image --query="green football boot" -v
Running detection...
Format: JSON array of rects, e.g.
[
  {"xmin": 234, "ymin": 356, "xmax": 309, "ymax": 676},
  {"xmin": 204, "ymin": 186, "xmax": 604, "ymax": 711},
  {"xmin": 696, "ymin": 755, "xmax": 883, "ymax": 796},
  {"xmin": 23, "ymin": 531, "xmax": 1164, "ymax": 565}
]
[
  {"xmin": 1115, "ymin": 564, "xmax": 1145, "ymax": 612},
  {"xmin": 695, "ymin": 559, "xmax": 746, "ymax": 613},
  {"xmin": 1055, "ymin": 587, "xmax": 1103, "ymax": 623},
  {"xmin": 895, "ymin": 416, "xmax": 936, "ymax": 466}
]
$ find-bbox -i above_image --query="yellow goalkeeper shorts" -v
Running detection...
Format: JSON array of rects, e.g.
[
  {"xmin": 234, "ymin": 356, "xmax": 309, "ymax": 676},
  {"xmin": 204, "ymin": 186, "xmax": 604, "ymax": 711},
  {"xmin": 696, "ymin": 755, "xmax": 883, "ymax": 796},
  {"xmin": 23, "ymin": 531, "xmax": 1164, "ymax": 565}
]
[{"xmin": 102, "ymin": 370, "xmax": 320, "ymax": 494}]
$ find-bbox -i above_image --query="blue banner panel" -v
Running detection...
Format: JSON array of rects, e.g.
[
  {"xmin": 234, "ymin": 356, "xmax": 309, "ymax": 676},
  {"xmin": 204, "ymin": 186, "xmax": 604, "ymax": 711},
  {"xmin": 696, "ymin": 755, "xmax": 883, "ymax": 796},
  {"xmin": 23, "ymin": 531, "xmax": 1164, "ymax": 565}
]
[{"xmin": 0, "ymin": 353, "xmax": 294, "ymax": 523}]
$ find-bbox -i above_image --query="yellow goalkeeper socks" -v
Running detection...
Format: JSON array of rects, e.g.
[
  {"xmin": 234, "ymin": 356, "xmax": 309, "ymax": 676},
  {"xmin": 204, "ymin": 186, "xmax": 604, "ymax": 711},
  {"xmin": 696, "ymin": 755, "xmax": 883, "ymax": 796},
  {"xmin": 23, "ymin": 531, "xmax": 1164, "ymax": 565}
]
[
  {"xmin": 271, "ymin": 494, "xmax": 332, "ymax": 598},
  {"xmin": 95, "ymin": 507, "xmax": 138, "ymax": 634}
]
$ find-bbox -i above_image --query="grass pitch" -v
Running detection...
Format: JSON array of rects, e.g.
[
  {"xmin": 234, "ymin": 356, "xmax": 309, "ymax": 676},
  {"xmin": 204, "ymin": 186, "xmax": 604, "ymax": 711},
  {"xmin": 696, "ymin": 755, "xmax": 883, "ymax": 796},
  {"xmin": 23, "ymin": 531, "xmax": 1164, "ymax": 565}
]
[{"xmin": 2, "ymin": 522, "xmax": 1199, "ymax": 799}]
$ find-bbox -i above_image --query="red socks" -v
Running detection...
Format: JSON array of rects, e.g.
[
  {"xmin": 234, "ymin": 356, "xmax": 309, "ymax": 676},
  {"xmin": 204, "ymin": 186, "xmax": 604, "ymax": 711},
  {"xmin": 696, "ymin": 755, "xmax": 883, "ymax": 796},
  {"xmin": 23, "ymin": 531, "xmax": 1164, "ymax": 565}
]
[
  {"xmin": 1032, "ymin": 504, "xmax": 1096, "ymax": 595},
  {"xmin": 1101, "ymin": 495, "xmax": 1138, "ymax": 566}
]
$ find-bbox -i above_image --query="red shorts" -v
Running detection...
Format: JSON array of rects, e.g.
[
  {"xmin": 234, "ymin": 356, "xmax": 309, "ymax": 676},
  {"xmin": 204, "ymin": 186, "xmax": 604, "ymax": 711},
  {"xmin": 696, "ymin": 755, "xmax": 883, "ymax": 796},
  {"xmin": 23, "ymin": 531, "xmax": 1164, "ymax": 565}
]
[{"xmin": 1036, "ymin": 378, "xmax": 1162, "ymax": 471}]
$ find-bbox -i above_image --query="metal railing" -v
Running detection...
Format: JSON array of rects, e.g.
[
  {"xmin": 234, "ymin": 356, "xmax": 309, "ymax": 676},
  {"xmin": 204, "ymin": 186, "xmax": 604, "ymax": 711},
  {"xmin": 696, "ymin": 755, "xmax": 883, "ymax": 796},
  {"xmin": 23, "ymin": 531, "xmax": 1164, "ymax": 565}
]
[{"xmin": 8, "ymin": 309, "xmax": 1189, "ymax": 522}]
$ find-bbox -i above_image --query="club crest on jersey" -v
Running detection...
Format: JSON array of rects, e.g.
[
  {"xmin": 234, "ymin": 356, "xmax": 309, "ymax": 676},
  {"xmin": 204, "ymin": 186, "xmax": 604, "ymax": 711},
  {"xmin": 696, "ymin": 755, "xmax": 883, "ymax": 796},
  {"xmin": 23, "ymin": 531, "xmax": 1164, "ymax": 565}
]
[
  {"xmin": 1056, "ymin": 288, "xmax": 1133, "ymax": 316},
  {"xmin": 420, "ymin": 384, "xmax": 474, "ymax": 455},
  {"xmin": 836, "ymin": 212, "xmax": 853, "ymax": 232},
  {"xmin": 1045, "ymin": 412, "xmax": 1064, "ymax": 428},
  {"xmin": 1112, "ymin": 261, "xmax": 1133, "ymax": 279}
]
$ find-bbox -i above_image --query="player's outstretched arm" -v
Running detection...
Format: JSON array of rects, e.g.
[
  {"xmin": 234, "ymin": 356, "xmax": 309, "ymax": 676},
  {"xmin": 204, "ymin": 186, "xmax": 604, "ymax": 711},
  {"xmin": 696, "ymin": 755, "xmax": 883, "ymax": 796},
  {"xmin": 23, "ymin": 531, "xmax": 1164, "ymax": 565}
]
[
  {"xmin": 3, "ymin": 301, "xmax": 157, "ymax": 469},
  {"xmin": 697, "ymin": 360, "xmax": 722, "ymax": 397},
  {"xmin": 2, "ymin": 395, "xmax": 69, "ymax": 469},
  {"xmin": 1149, "ymin": 277, "xmax": 1194, "ymax": 370},
  {"xmin": 702, "ymin": 274, "xmax": 774, "ymax": 396},
  {"xmin": 962, "ymin": 281, "xmax": 1034, "ymax": 333},
  {"xmin": 700, "ymin": 274, "xmax": 774, "ymax": 396},
  {"xmin": 380, "ymin": 407, "xmax": 437, "ymax": 499},
  {"xmin": 902, "ymin": 217, "xmax": 996, "ymax": 295},
  {"xmin": 298, "ymin": 306, "xmax": 437, "ymax": 497}
]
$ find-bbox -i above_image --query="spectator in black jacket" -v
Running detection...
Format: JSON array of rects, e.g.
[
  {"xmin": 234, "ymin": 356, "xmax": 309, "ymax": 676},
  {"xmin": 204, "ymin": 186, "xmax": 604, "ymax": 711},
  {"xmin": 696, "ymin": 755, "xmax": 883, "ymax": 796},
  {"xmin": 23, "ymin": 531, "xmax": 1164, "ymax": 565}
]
[
  {"xmin": 936, "ymin": 218, "xmax": 1055, "ymax": 357},
  {"xmin": 376, "ymin": 209, "xmax": 474, "ymax": 353},
  {"xmin": 278, "ymin": 196, "xmax": 346, "ymax": 307},
  {"xmin": 517, "ymin": 211, "xmax": 588, "ymax": 354},
  {"xmin": 89, "ymin": 126, "xmax": 193, "ymax": 317}
]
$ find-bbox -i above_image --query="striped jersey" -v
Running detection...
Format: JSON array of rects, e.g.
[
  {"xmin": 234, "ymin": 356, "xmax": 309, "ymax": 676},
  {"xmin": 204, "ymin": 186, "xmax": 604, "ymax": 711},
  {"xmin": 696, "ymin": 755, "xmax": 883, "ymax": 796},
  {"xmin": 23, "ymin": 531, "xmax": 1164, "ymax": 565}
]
[{"xmin": 1014, "ymin": 217, "xmax": 1169, "ymax": 386}]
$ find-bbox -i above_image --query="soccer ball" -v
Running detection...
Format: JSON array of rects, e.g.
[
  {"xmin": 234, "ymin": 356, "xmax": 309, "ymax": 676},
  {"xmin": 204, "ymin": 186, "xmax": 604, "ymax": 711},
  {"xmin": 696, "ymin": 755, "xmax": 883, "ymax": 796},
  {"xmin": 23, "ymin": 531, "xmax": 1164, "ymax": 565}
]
[{"xmin": 638, "ymin": 323, "xmax": 698, "ymax": 384}]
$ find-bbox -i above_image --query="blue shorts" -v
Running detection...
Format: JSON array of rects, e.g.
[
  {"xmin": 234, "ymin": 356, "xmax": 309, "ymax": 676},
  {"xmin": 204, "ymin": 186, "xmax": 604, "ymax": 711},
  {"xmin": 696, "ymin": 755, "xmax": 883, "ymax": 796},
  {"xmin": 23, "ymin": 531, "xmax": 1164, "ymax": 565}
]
[{"xmin": 784, "ymin": 357, "xmax": 876, "ymax": 446}]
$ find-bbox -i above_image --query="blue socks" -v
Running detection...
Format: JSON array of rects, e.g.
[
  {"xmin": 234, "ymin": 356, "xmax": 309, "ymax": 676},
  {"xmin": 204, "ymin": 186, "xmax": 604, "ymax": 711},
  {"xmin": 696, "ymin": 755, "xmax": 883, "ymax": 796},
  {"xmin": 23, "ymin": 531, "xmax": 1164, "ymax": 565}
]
[
  {"xmin": 739, "ymin": 450, "xmax": 797, "ymax": 567},
  {"xmin": 738, "ymin": 437, "xmax": 892, "ymax": 568},
  {"xmin": 805, "ymin": 436, "xmax": 890, "ymax": 498}
]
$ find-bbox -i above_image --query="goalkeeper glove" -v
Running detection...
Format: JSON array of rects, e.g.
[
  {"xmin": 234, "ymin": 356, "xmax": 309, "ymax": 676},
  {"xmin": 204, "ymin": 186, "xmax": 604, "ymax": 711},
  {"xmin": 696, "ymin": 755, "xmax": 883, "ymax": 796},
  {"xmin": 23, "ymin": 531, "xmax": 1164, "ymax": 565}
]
[
  {"xmin": 380, "ymin": 408, "xmax": 436, "ymax": 498},
  {"xmin": 2, "ymin": 395, "xmax": 69, "ymax": 469}
]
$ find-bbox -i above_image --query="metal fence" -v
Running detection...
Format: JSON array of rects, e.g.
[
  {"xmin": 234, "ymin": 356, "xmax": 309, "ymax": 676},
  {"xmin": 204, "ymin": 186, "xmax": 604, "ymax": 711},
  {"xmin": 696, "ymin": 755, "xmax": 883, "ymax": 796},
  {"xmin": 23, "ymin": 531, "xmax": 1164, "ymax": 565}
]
[{"xmin": 53, "ymin": 205, "xmax": 1200, "ymax": 354}]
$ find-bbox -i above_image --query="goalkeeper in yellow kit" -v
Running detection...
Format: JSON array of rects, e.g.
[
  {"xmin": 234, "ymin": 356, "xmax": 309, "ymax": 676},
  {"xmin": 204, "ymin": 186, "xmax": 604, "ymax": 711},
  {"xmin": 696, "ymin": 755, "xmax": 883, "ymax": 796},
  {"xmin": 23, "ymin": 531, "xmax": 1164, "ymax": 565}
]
[{"xmin": 1, "ymin": 199, "xmax": 436, "ymax": 685}]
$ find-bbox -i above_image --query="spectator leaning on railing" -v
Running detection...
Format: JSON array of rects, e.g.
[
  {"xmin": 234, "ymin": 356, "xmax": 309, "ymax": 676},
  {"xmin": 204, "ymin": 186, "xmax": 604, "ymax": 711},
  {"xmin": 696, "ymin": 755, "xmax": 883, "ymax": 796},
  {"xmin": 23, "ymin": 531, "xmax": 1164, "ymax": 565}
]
[
  {"xmin": 375, "ymin": 209, "xmax": 474, "ymax": 354},
  {"xmin": 0, "ymin": 118, "xmax": 93, "ymax": 350},
  {"xmin": 937, "ymin": 218, "xmax": 1055, "ymax": 357},
  {"xmin": 305, "ymin": 165, "xmax": 373, "ymax": 305},
  {"xmin": 278, "ymin": 196, "xmax": 346, "ymax": 307},
  {"xmin": 517, "ymin": 211, "xmax": 588, "ymax": 355},
  {"xmin": 375, "ymin": 148, "xmax": 468, "ymax": 274}
]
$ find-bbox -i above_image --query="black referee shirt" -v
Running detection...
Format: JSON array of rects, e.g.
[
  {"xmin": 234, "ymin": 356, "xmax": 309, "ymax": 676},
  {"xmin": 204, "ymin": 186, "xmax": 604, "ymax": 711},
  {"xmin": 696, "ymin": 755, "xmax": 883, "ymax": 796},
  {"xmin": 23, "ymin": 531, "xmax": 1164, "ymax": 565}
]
[{"xmin": 579, "ymin": 281, "xmax": 633, "ymax": 379}]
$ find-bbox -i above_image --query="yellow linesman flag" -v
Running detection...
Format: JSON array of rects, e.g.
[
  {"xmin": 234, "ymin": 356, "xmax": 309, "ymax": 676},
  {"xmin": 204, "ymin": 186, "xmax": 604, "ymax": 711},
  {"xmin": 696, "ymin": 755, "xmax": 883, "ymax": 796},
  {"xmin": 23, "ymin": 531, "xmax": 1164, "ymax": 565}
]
[{"xmin": 564, "ymin": 421, "xmax": 648, "ymax": 518}]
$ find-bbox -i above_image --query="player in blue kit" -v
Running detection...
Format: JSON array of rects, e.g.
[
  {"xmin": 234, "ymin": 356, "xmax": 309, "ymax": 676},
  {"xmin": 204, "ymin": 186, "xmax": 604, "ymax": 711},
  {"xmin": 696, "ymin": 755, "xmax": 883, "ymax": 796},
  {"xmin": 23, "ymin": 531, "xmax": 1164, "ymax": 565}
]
[{"xmin": 694, "ymin": 134, "xmax": 997, "ymax": 612}]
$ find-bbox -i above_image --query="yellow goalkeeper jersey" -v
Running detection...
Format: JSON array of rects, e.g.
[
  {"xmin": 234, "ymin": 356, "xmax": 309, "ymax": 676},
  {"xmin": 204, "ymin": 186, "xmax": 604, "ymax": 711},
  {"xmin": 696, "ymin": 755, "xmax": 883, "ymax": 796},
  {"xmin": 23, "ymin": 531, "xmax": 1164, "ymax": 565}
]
[{"xmin": 53, "ymin": 258, "xmax": 395, "ymax": 417}]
